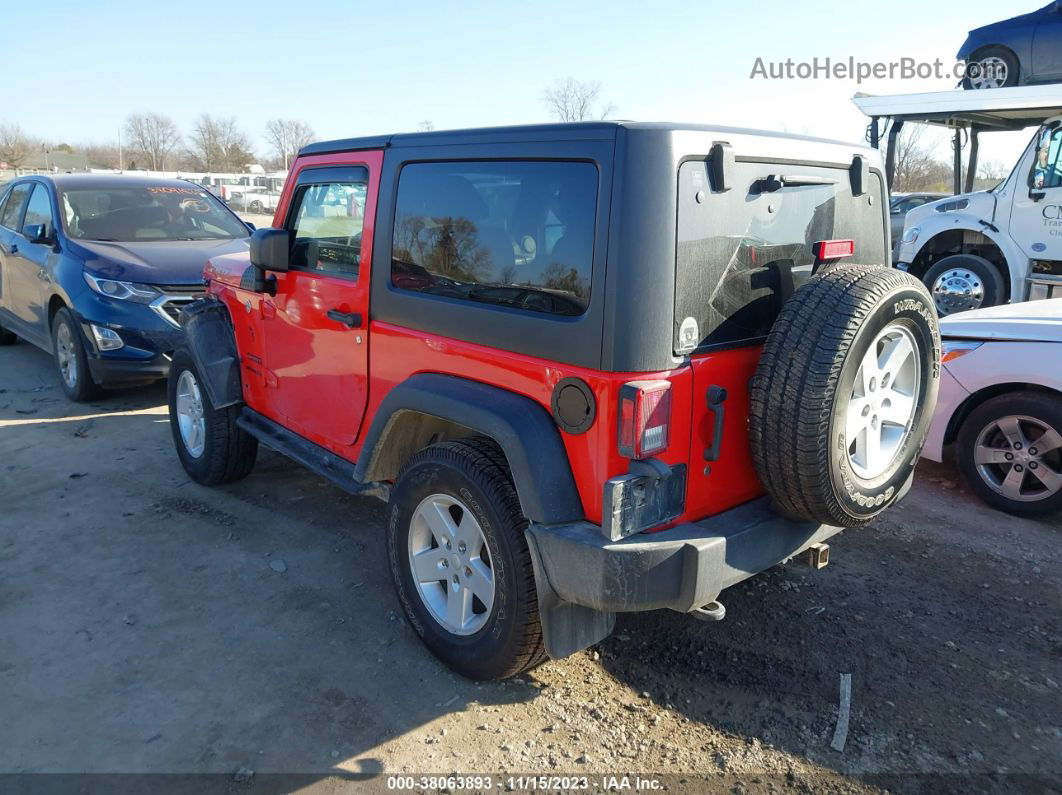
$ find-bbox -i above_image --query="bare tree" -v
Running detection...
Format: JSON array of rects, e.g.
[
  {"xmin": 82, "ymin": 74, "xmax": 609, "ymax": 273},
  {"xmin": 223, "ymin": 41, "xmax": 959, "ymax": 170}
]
[
  {"xmin": 974, "ymin": 159, "xmax": 1010, "ymax": 190},
  {"xmin": 264, "ymin": 119, "xmax": 315, "ymax": 170},
  {"xmin": 542, "ymin": 78, "xmax": 616, "ymax": 122},
  {"xmin": 0, "ymin": 122, "xmax": 32, "ymax": 168},
  {"xmin": 189, "ymin": 114, "xmax": 254, "ymax": 172},
  {"xmin": 124, "ymin": 113, "xmax": 181, "ymax": 171},
  {"xmin": 81, "ymin": 143, "xmax": 122, "ymax": 170},
  {"xmin": 884, "ymin": 125, "xmax": 951, "ymax": 192}
]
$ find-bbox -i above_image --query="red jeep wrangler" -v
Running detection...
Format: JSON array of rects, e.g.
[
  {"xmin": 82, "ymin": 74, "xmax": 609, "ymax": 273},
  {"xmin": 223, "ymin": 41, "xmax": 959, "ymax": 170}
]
[{"xmin": 169, "ymin": 122, "xmax": 939, "ymax": 680}]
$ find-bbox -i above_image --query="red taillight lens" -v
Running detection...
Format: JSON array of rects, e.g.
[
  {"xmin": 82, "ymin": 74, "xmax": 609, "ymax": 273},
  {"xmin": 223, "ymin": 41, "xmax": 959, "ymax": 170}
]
[
  {"xmin": 618, "ymin": 380, "xmax": 671, "ymax": 459},
  {"xmin": 813, "ymin": 239, "xmax": 855, "ymax": 263}
]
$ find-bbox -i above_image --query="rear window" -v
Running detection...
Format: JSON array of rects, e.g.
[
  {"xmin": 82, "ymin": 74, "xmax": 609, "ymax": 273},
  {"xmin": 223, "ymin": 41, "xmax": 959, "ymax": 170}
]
[
  {"xmin": 390, "ymin": 160, "xmax": 597, "ymax": 316},
  {"xmin": 675, "ymin": 160, "xmax": 887, "ymax": 353}
]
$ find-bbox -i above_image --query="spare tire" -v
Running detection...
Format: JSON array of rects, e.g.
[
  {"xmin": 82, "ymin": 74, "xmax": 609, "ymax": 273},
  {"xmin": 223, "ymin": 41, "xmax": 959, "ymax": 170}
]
[{"xmin": 749, "ymin": 265, "xmax": 940, "ymax": 527}]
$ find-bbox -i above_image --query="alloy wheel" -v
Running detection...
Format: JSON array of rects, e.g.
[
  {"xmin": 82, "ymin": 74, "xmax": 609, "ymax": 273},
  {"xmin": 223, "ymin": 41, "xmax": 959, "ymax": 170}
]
[
  {"xmin": 55, "ymin": 322, "xmax": 78, "ymax": 389},
  {"xmin": 968, "ymin": 57, "xmax": 1009, "ymax": 90},
  {"xmin": 175, "ymin": 370, "xmax": 207, "ymax": 458},
  {"xmin": 845, "ymin": 323, "xmax": 921, "ymax": 480},
  {"xmin": 407, "ymin": 493, "xmax": 495, "ymax": 636},
  {"xmin": 931, "ymin": 268, "xmax": 984, "ymax": 315},
  {"xmin": 974, "ymin": 415, "xmax": 1062, "ymax": 503}
]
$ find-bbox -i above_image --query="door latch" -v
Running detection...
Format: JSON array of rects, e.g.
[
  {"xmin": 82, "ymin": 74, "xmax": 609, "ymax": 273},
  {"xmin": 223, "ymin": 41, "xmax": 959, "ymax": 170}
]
[{"xmin": 704, "ymin": 385, "xmax": 728, "ymax": 462}]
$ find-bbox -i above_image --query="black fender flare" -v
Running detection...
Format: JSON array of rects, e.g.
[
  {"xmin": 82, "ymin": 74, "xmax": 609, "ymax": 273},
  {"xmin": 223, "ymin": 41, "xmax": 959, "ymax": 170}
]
[
  {"xmin": 180, "ymin": 298, "xmax": 243, "ymax": 409},
  {"xmin": 355, "ymin": 373, "xmax": 584, "ymax": 525}
]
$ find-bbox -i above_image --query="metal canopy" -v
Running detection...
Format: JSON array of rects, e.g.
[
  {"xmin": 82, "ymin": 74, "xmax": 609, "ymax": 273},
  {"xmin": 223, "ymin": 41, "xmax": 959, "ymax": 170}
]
[{"xmin": 852, "ymin": 86, "xmax": 1062, "ymax": 194}]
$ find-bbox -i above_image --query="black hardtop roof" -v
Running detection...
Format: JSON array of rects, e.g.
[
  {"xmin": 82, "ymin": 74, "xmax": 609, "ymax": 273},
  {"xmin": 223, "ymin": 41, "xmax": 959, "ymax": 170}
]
[
  {"xmin": 299, "ymin": 120, "xmax": 864, "ymax": 157},
  {"xmin": 25, "ymin": 173, "xmax": 210, "ymax": 190}
]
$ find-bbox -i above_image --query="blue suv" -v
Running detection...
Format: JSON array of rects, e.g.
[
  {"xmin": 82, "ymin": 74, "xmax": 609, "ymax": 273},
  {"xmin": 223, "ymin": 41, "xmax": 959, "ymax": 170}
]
[
  {"xmin": 960, "ymin": 2, "xmax": 1062, "ymax": 89},
  {"xmin": 0, "ymin": 174, "xmax": 251, "ymax": 401}
]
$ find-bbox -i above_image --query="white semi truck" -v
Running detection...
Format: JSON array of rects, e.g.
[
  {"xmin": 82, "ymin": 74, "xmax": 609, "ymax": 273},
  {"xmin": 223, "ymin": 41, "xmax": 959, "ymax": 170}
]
[{"xmin": 855, "ymin": 86, "xmax": 1062, "ymax": 315}]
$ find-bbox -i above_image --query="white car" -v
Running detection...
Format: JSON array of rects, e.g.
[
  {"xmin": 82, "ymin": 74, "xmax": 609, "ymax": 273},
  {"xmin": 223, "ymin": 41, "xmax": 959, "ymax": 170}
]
[{"xmin": 924, "ymin": 299, "xmax": 1062, "ymax": 517}]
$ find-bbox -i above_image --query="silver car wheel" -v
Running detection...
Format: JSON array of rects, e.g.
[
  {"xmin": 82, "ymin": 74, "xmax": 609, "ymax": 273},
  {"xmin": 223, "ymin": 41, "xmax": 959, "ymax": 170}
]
[
  {"xmin": 974, "ymin": 415, "xmax": 1062, "ymax": 502},
  {"xmin": 845, "ymin": 323, "xmax": 921, "ymax": 480},
  {"xmin": 931, "ymin": 268, "xmax": 985, "ymax": 315},
  {"xmin": 55, "ymin": 322, "xmax": 79, "ymax": 389},
  {"xmin": 407, "ymin": 493, "xmax": 495, "ymax": 636},
  {"xmin": 968, "ymin": 56, "xmax": 1009, "ymax": 90},
  {"xmin": 175, "ymin": 370, "xmax": 207, "ymax": 459}
]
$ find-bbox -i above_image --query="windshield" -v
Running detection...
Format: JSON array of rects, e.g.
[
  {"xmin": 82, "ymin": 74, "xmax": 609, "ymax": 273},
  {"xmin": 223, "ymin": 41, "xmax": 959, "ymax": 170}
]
[{"xmin": 60, "ymin": 185, "xmax": 250, "ymax": 242}]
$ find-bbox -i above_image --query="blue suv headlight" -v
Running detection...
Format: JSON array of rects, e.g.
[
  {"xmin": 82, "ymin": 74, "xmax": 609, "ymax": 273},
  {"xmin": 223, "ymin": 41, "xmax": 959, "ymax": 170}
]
[{"xmin": 83, "ymin": 273, "xmax": 160, "ymax": 304}]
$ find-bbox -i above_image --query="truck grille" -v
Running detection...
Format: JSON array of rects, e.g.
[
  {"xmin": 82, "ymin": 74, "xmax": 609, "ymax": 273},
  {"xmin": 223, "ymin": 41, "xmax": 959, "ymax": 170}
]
[{"xmin": 151, "ymin": 286, "xmax": 207, "ymax": 329}]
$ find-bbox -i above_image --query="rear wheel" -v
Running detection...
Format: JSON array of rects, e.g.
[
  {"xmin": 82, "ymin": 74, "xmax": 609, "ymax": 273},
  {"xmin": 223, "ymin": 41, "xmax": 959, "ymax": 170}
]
[
  {"xmin": 51, "ymin": 308, "xmax": 102, "ymax": 402},
  {"xmin": 922, "ymin": 254, "xmax": 1005, "ymax": 316},
  {"xmin": 168, "ymin": 348, "xmax": 258, "ymax": 485},
  {"xmin": 749, "ymin": 265, "xmax": 940, "ymax": 527},
  {"xmin": 963, "ymin": 47, "xmax": 1019, "ymax": 90},
  {"xmin": 956, "ymin": 392, "xmax": 1062, "ymax": 517},
  {"xmin": 387, "ymin": 438, "xmax": 546, "ymax": 680}
]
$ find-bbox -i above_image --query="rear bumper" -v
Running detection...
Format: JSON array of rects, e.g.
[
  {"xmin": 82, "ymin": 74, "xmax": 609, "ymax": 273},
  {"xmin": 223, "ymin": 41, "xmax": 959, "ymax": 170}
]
[{"xmin": 527, "ymin": 497, "xmax": 841, "ymax": 615}]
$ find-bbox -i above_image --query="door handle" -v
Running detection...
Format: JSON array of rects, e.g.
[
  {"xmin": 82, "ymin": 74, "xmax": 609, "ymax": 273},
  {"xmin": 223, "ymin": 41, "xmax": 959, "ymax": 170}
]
[
  {"xmin": 327, "ymin": 309, "xmax": 362, "ymax": 328},
  {"xmin": 8, "ymin": 243, "xmax": 17, "ymax": 254}
]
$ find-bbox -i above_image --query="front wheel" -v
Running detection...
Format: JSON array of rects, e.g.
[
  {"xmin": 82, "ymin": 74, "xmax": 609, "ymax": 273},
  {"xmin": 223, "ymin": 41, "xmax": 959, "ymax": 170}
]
[
  {"xmin": 956, "ymin": 392, "xmax": 1062, "ymax": 517},
  {"xmin": 386, "ymin": 438, "xmax": 546, "ymax": 680},
  {"xmin": 167, "ymin": 348, "xmax": 258, "ymax": 485},
  {"xmin": 922, "ymin": 254, "xmax": 1005, "ymax": 317},
  {"xmin": 962, "ymin": 47, "xmax": 1019, "ymax": 90},
  {"xmin": 51, "ymin": 308, "xmax": 102, "ymax": 402}
]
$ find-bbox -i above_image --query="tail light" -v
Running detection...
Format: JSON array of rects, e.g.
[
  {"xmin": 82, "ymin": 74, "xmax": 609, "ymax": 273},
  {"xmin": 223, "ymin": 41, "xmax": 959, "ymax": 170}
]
[
  {"xmin": 813, "ymin": 239, "xmax": 855, "ymax": 265},
  {"xmin": 618, "ymin": 380, "xmax": 671, "ymax": 459}
]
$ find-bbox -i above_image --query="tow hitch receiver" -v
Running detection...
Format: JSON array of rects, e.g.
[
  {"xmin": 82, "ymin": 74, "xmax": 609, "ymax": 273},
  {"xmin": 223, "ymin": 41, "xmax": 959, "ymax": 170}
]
[
  {"xmin": 691, "ymin": 600, "xmax": 726, "ymax": 622},
  {"xmin": 805, "ymin": 542, "xmax": 830, "ymax": 569}
]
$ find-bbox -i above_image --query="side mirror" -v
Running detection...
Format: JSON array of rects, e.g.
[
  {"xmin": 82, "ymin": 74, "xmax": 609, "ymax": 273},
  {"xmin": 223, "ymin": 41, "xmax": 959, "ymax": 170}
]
[
  {"xmin": 24, "ymin": 223, "xmax": 52, "ymax": 244},
  {"xmin": 244, "ymin": 221, "xmax": 256, "ymax": 232},
  {"xmin": 1031, "ymin": 188, "xmax": 1047, "ymax": 202},
  {"xmin": 249, "ymin": 227, "xmax": 289, "ymax": 273}
]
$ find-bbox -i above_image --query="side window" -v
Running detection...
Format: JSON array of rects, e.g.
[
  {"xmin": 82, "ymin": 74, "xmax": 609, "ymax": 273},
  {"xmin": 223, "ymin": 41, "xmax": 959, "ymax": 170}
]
[
  {"xmin": 22, "ymin": 185, "xmax": 54, "ymax": 237},
  {"xmin": 1033, "ymin": 126, "xmax": 1062, "ymax": 190},
  {"xmin": 0, "ymin": 183, "xmax": 32, "ymax": 230},
  {"xmin": 287, "ymin": 173, "xmax": 368, "ymax": 276},
  {"xmin": 390, "ymin": 160, "xmax": 597, "ymax": 316}
]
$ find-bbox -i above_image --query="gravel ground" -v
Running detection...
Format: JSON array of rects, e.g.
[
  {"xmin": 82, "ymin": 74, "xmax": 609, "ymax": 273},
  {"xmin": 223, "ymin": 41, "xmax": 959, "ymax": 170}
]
[{"xmin": 1, "ymin": 340, "xmax": 1060, "ymax": 794}]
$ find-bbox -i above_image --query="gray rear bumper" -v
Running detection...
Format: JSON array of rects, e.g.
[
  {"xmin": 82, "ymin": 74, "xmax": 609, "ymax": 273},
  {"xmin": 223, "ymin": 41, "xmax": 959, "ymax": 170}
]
[{"xmin": 525, "ymin": 498, "xmax": 843, "ymax": 657}]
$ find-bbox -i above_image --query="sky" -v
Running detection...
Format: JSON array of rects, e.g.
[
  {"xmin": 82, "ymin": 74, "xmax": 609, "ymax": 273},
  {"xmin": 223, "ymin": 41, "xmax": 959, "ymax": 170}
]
[{"xmin": 0, "ymin": 0, "xmax": 1041, "ymax": 170}]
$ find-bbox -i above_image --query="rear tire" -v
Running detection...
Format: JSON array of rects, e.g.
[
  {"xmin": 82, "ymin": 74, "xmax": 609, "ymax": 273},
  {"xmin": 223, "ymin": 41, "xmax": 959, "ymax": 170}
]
[
  {"xmin": 956, "ymin": 391, "xmax": 1062, "ymax": 518},
  {"xmin": 168, "ymin": 348, "xmax": 258, "ymax": 485},
  {"xmin": 749, "ymin": 265, "xmax": 940, "ymax": 527},
  {"xmin": 387, "ymin": 438, "xmax": 547, "ymax": 680},
  {"xmin": 922, "ymin": 254, "xmax": 1005, "ymax": 317},
  {"xmin": 51, "ymin": 308, "xmax": 103, "ymax": 402}
]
